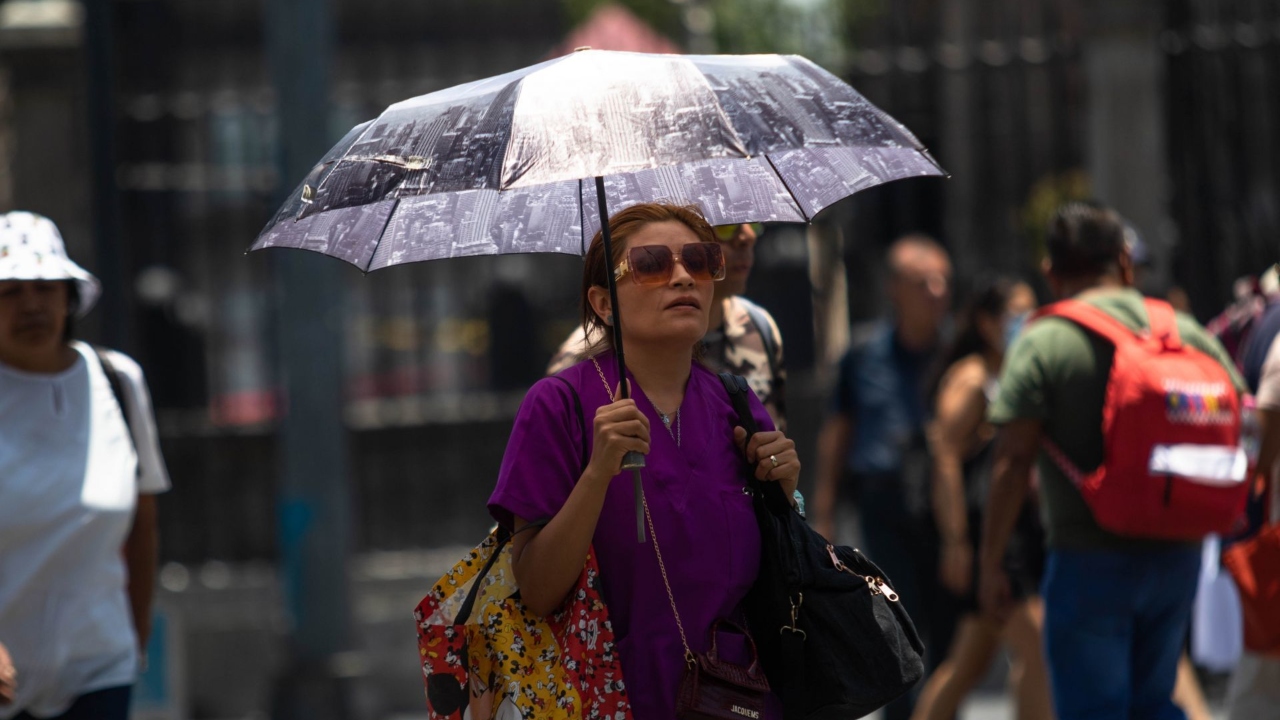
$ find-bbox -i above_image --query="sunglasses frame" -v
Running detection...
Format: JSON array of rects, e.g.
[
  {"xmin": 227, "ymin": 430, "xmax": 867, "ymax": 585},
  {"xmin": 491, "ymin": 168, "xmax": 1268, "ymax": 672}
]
[{"xmin": 613, "ymin": 242, "xmax": 727, "ymax": 285}]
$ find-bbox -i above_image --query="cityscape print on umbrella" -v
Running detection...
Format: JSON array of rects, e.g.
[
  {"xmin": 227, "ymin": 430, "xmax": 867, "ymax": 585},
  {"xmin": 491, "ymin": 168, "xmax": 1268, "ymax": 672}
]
[{"xmin": 252, "ymin": 50, "xmax": 945, "ymax": 271}]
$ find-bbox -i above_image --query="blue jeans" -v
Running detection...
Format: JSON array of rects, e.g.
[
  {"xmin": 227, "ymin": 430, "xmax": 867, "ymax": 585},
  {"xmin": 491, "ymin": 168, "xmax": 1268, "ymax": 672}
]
[
  {"xmin": 14, "ymin": 685, "xmax": 132, "ymax": 720},
  {"xmin": 1042, "ymin": 547, "xmax": 1200, "ymax": 720}
]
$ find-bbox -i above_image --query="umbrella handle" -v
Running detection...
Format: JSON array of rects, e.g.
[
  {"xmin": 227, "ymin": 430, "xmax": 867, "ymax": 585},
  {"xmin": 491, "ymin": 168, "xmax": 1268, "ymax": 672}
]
[{"xmin": 595, "ymin": 176, "xmax": 647, "ymax": 543}]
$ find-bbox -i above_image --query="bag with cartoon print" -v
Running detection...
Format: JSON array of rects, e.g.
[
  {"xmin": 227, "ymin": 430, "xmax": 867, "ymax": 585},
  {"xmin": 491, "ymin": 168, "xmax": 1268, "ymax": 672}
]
[{"xmin": 414, "ymin": 522, "xmax": 633, "ymax": 720}]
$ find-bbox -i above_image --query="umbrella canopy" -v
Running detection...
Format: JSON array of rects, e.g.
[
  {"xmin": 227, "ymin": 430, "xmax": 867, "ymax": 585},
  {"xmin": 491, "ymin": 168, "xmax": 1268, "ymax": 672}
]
[
  {"xmin": 252, "ymin": 49, "xmax": 945, "ymax": 542},
  {"xmin": 251, "ymin": 50, "xmax": 945, "ymax": 271}
]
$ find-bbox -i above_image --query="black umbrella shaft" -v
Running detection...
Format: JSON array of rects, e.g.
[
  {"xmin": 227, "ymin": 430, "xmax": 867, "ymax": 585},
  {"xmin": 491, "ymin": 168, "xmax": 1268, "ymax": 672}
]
[
  {"xmin": 595, "ymin": 176, "xmax": 630, "ymax": 403},
  {"xmin": 595, "ymin": 176, "xmax": 646, "ymax": 543}
]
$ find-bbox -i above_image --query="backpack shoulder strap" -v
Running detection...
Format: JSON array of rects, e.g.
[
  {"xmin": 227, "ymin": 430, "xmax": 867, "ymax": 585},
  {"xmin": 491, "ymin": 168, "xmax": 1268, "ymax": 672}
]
[
  {"xmin": 1143, "ymin": 298, "xmax": 1183, "ymax": 350},
  {"xmin": 93, "ymin": 346, "xmax": 141, "ymax": 480},
  {"xmin": 93, "ymin": 346, "xmax": 136, "ymax": 440},
  {"xmin": 1034, "ymin": 298, "xmax": 1144, "ymax": 348},
  {"xmin": 740, "ymin": 298, "xmax": 780, "ymax": 381}
]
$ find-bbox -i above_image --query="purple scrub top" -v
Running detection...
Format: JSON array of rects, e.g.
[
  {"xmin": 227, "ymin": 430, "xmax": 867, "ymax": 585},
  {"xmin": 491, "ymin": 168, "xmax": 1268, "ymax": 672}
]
[{"xmin": 489, "ymin": 351, "xmax": 777, "ymax": 720}]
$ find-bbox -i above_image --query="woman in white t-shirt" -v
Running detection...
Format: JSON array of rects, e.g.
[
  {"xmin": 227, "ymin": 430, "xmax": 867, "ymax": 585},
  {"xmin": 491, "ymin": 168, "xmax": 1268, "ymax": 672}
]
[{"xmin": 0, "ymin": 212, "xmax": 170, "ymax": 720}]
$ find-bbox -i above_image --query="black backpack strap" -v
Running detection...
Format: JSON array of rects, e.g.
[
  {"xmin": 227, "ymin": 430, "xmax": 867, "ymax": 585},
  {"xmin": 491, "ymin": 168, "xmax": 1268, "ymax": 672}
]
[
  {"xmin": 718, "ymin": 371, "xmax": 760, "ymax": 434},
  {"xmin": 94, "ymin": 346, "xmax": 141, "ymax": 480},
  {"xmin": 718, "ymin": 372, "xmax": 792, "ymax": 513},
  {"xmin": 720, "ymin": 372, "xmax": 806, "ymax": 712},
  {"xmin": 94, "ymin": 346, "xmax": 134, "ymax": 438}
]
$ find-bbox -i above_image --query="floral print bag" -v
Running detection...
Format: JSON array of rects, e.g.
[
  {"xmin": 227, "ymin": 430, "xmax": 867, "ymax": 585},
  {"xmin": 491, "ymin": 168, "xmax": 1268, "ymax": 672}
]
[{"xmin": 414, "ymin": 524, "xmax": 632, "ymax": 720}]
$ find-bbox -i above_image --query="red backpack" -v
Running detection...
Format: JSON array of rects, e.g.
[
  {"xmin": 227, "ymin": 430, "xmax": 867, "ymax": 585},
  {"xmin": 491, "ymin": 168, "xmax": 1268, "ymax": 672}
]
[{"xmin": 1037, "ymin": 297, "xmax": 1249, "ymax": 540}]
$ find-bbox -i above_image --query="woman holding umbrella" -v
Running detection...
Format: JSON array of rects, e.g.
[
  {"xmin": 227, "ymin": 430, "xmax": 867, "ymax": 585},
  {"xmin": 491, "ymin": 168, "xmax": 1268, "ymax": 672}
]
[{"xmin": 488, "ymin": 202, "xmax": 800, "ymax": 719}]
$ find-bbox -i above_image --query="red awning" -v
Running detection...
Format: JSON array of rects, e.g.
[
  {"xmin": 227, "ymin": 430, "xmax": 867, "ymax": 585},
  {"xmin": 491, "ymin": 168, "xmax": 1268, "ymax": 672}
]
[{"xmin": 546, "ymin": 3, "xmax": 681, "ymax": 59}]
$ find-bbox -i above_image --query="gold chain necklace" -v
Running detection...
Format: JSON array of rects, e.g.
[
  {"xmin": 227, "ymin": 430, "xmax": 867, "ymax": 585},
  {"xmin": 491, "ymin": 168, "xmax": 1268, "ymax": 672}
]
[{"xmin": 590, "ymin": 356, "xmax": 681, "ymax": 447}]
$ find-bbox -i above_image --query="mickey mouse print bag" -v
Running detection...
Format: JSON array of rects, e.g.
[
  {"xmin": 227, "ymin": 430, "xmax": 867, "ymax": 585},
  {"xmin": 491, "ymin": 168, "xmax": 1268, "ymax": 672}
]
[{"xmin": 414, "ymin": 524, "xmax": 632, "ymax": 720}]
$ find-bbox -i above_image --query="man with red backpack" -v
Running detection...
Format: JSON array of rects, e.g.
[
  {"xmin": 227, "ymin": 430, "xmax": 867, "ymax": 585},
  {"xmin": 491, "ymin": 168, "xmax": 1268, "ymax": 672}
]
[{"xmin": 979, "ymin": 202, "xmax": 1249, "ymax": 719}]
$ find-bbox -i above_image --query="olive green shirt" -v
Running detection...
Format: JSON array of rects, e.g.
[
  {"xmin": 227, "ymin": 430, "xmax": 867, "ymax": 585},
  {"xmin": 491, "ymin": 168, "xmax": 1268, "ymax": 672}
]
[{"xmin": 989, "ymin": 288, "xmax": 1246, "ymax": 550}]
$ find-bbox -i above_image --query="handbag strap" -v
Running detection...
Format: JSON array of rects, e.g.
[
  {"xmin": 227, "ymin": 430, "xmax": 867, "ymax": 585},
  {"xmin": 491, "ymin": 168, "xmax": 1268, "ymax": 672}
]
[
  {"xmin": 452, "ymin": 519, "xmax": 548, "ymax": 625},
  {"xmin": 718, "ymin": 372, "xmax": 807, "ymax": 716},
  {"xmin": 706, "ymin": 618, "xmax": 762, "ymax": 674},
  {"xmin": 456, "ymin": 374, "xmax": 591, "ymax": 626},
  {"xmin": 644, "ymin": 496, "xmax": 696, "ymax": 665},
  {"xmin": 718, "ymin": 372, "xmax": 793, "ymax": 514},
  {"xmin": 588, "ymin": 357, "xmax": 696, "ymax": 666},
  {"xmin": 550, "ymin": 373, "xmax": 590, "ymax": 471}
]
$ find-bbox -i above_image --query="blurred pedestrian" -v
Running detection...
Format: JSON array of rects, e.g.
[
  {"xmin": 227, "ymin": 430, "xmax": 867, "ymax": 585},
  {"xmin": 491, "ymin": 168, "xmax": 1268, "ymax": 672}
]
[
  {"xmin": 811, "ymin": 234, "xmax": 953, "ymax": 720},
  {"xmin": 491, "ymin": 203, "xmax": 800, "ymax": 720},
  {"xmin": 1222, "ymin": 278, "xmax": 1280, "ymax": 720},
  {"xmin": 0, "ymin": 212, "xmax": 170, "ymax": 720},
  {"xmin": 981, "ymin": 202, "xmax": 1244, "ymax": 720},
  {"xmin": 548, "ymin": 221, "xmax": 787, "ymax": 429},
  {"xmin": 911, "ymin": 276, "xmax": 1051, "ymax": 720},
  {"xmin": 1206, "ymin": 267, "xmax": 1279, "ymax": 371},
  {"xmin": 1238, "ymin": 266, "xmax": 1280, "ymax": 393}
]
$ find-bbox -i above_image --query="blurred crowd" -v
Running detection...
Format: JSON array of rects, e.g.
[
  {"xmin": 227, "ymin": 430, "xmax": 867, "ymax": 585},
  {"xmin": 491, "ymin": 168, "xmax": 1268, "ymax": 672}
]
[{"xmin": 802, "ymin": 204, "xmax": 1280, "ymax": 720}]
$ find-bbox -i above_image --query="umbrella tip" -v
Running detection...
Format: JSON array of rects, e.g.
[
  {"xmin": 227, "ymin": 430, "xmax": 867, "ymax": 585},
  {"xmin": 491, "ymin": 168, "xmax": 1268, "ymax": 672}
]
[{"xmin": 574, "ymin": 45, "xmax": 593, "ymax": 52}]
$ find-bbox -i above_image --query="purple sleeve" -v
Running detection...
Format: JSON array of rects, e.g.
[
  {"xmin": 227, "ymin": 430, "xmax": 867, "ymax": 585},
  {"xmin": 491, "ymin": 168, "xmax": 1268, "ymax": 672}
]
[{"xmin": 488, "ymin": 377, "xmax": 587, "ymax": 530}]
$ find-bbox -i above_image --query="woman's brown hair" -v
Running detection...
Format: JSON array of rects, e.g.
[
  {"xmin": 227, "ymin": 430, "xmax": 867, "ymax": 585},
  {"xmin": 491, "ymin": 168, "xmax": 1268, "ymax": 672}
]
[{"xmin": 580, "ymin": 202, "xmax": 717, "ymax": 356}]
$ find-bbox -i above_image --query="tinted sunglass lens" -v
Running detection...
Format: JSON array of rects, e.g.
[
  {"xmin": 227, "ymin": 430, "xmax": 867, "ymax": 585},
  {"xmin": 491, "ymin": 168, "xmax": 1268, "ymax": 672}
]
[
  {"xmin": 705, "ymin": 243, "xmax": 726, "ymax": 279},
  {"xmin": 682, "ymin": 244, "xmax": 709, "ymax": 275},
  {"xmin": 683, "ymin": 243, "xmax": 725, "ymax": 280},
  {"xmin": 713, "ymin": 225, "xmax": 737, "ymax": 241},
  {"xmin": 630, "ymin": 246, "xmax": 673, "ymax": 284}
]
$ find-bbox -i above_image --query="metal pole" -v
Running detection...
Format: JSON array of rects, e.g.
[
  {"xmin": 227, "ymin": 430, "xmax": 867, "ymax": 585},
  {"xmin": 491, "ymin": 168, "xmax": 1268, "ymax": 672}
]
[
  {"xmin": 593, "ymin": 176, "xmax": 646, "ymax": 543},
  {"xmin": 264, "ymin": 0, "xmax": 352, "ymax": 716},
  {"xmin": 82, "ymin": 0, "xmax": 127, "ymax": 349}
]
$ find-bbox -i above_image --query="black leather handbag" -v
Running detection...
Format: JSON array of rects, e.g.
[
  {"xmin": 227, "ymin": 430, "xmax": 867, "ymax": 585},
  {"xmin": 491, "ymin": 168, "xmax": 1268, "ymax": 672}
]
[{"xmin": 718, "ymin": 373, "xmax": 925, "ymax": 720}]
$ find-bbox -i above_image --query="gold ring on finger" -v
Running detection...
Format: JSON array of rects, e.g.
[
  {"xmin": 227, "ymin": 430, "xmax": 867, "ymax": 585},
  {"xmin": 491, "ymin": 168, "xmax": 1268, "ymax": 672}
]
[{"xmin": 769, "ymin": 454, "xmax": 779, "ymax": 468}]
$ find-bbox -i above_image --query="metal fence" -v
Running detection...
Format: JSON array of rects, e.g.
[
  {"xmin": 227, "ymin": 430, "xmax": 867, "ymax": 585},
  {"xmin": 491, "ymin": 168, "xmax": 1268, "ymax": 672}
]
[
  {"xmin": 1164, "ymin": 0, "xmax": 1280, "ymax": 319},
  {"xmin": 829, "ymin": 0, "xmax": 1089, "ymax": 320}
]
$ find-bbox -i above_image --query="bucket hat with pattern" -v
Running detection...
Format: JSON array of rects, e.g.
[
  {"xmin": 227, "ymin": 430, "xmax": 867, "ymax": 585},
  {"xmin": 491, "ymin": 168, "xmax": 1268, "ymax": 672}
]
[{"xmin": 0, "ymin": 211, "xmax": 100, "ymax": 316}]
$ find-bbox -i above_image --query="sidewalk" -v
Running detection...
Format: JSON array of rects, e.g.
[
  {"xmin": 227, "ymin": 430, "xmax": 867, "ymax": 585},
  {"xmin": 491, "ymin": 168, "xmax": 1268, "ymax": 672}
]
[{"xmin": 150, "ymin": 550, "xmax": 1237, "ymax": 720}]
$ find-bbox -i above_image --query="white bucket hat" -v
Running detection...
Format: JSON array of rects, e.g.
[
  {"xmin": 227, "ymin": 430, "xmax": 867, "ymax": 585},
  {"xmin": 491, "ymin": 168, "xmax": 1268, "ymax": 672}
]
[{"xmin": 0, "ymin": 211, "xmax": 100, "ymax": 317}]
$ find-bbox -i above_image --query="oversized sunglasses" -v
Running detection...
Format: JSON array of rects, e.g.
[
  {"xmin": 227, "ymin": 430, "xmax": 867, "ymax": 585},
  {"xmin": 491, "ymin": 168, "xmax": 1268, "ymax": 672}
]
[
  {"xmin": 614, "ymin": 242, "xmax": 727, "ymax": 286},
  {"xmin": 713, "ymin": 223, "xmax": 764, "ymax": 242}
]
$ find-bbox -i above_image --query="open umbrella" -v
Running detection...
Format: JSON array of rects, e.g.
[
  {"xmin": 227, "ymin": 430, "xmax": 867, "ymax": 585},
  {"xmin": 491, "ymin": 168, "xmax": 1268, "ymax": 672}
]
[{"xmin": 251, "ymin": 49, "xmax": 946, "ymax": 540}]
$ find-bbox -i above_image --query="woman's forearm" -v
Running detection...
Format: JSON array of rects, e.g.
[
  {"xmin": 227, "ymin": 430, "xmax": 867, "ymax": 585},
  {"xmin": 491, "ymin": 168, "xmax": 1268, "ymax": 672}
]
[
  {"xmin": 932, "ymin": 454, "xmax": 969, "ymax": 545},
  {"xmin": 124, "ymin": 494, "xmax": 159, "ymax": 650},
  {"xmin": 511, "ymin": 468, "xmax": 614, "ymax": 616}
]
